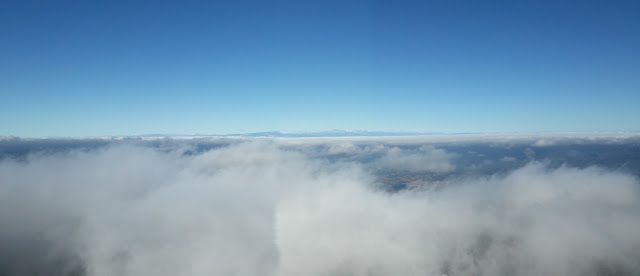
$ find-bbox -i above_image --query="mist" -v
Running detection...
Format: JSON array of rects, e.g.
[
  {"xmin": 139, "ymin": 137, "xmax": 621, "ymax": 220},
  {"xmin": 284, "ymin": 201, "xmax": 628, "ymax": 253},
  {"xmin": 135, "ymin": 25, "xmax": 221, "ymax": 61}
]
[{"xmin": 1, "ymin": 138, "xmax": 639, "ymax": 275}]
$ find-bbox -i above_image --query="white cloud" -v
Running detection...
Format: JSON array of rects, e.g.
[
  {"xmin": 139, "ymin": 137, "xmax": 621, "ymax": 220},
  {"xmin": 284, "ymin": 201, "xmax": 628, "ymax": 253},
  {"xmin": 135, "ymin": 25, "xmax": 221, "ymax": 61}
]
[
  {"xmin": 0, "ymin": 141, "xmax": 639, "ymax": 275},
  {"xmin": 501, "ymin": 156, "xmax": 516, "ymax": 162},
  {"xmin": 276, "ymin": 161, "xmax": 640, "ymax": 275}
]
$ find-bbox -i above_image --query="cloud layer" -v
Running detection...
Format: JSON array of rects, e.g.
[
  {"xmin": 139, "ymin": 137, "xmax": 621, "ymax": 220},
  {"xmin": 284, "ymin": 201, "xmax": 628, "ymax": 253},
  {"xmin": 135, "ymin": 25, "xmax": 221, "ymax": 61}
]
[{"xmin": 0, "ymin": 139, "xmax": 639, "ymax": 275}]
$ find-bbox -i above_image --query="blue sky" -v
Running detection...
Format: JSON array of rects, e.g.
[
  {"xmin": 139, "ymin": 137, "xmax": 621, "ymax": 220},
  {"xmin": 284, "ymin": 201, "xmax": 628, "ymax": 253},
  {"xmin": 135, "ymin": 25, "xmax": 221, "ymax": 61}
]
[{"xmin": 1, "ymin": 0, "xmax": 639, "ymax": 137}]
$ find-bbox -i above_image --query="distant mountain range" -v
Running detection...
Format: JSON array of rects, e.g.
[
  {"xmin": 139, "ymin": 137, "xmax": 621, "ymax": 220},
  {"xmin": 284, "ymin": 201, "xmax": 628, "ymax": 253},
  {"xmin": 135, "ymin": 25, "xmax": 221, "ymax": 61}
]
[{"xmin": 136, "ymin": 130, "xmax": 456, "ymax": 138}]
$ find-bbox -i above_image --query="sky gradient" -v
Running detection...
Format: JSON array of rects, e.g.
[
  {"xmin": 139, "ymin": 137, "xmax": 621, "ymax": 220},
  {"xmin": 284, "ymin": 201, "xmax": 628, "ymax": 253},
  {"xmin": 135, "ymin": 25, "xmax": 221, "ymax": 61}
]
[{"xmin": 2, "ymin": 0, "xmax": 639, "ymax": 137}]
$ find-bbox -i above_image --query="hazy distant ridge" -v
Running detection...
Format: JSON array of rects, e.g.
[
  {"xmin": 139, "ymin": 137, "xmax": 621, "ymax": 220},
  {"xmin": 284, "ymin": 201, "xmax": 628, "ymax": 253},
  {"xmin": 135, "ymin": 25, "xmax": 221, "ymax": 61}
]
[{"xmin": 137, "ymin": 130, "xmax": 452, "ymax": 138}]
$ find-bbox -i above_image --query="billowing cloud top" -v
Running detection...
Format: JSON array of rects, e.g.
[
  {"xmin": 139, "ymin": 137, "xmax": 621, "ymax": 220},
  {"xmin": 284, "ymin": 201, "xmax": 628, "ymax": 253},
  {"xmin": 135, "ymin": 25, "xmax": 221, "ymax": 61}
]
[{"xmin": 1, "ymin": 135, "xmax": 639, "ymax": 275}]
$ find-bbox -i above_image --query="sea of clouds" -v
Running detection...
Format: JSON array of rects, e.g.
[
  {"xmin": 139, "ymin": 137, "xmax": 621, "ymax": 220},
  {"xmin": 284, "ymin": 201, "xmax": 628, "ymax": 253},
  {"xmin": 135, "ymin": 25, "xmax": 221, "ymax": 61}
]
[{"xmin": 1, "ymin": 136, "xmax": 639, "ymax": 275}]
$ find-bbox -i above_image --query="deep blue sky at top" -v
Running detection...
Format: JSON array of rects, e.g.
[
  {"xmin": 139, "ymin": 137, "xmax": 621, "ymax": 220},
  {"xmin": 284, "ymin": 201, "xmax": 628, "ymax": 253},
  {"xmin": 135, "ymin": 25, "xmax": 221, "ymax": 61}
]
[{"xmin": 1, "ymin": 0, "xmax": 639, "ymax": 137}]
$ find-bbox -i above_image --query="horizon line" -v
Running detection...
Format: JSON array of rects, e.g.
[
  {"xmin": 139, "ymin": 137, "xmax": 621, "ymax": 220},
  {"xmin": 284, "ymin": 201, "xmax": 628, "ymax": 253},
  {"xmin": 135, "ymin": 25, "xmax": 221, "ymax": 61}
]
[{"xmin": 3, "ymin": 130, "xmax": 640, "ymax": 140}]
